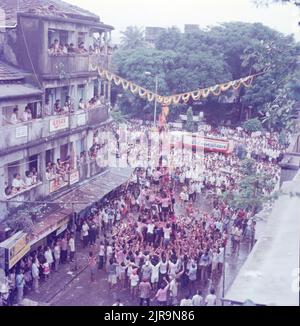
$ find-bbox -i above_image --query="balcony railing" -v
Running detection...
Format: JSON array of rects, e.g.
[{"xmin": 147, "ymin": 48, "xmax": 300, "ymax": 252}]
[
  {"xmin": 42, "ymin": 53, "xmax": 110, "ymax": 76},
  {"xmin": 0, "ymin": 105, "xmax": 108, "ymax": 152}
]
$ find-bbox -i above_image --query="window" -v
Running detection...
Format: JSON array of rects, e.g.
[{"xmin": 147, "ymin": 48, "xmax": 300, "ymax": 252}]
[
  {"xmin": 78, "ymin": 32, "xmax": 86, "ymax": 46},
  {"xmin": 61, "ymin": 86, "xmax": 69, "ymax": 105},
  {"xmin": 46, "ymin": 149, "xmax": 54, "ymax": 166},
  {"xmin": 2, "ymin": 106, "xmax": 17, "ymax": 125},
  {"xmin": 28, "ymin": 155, "xmax": 38, "ymax": 172},
  {"xmin": 77, "ymin": 84, "xmax": 85, "ymax": 102},
  {"xmin": 59, "ymin": 30, "xmax": 68, "ymax": 46},
  {"xmin": 76, "ymin": 139, "xmax": 85, "ymax": 155},
  {"xmin": 94, "ymin": 79, "xmax": 99, "ymax": 98},
  {"xmin": 7, "ymin": 161, "xmax": 21, "ymax": 185},
  {"xmin": 60, "ymin": 144, "xmax": 69, "ymax": 162}
]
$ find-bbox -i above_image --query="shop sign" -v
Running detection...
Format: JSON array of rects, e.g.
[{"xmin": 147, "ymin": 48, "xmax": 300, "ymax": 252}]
[
  {"xmin": 15, "ymin": 126, "xmax": 28, "ymax": 138},
  {"xmin": 69, "ymin": 170, "xmax": 79, "ymax": 185},
  {"xmin": 0, "ymin": 232, "xmax": 30, "ymax": 271},
  {"xmin": 77, "ymin": 113, "xmax": 86, "ymax": 126},
  {"xmin": 49, "ymin": 116, "xmax": 69, "ymax": 132},
  {"xmin": 49, "ymin": 180, "xmax": 67, "ymax": 193}
]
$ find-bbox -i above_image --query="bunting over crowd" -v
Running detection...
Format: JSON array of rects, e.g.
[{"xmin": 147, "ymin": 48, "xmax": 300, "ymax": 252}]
[{"xmin": 91, "ymin": 64, "xmax": 270, "ymax": 107}]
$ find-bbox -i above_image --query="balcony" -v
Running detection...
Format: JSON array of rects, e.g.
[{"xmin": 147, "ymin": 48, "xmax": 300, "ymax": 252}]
[
  {"xmin": 0, "ymin": 105, "xmax": 109, "ymax": 152},
  {"xmin": 41, "ymin": 53, "xmax": 110, "ymax": 77},
  {"xmin": 4, "ymin": 182, "xmax": 44, "ymax": 211}
]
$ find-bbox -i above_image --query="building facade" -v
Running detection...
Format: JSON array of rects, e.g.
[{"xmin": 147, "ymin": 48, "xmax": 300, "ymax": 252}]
[{"xmin": 0, "ymin": 1, "xmax": 114, "ymax": 220}]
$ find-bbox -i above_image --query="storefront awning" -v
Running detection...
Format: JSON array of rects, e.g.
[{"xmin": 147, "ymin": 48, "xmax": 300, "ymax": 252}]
[
  {"xmin": 56, "ymin": 168, "xmax": 133, "ymax": 213},
  {"xmin": 29, "ymin": 208, "xmax": 73, "ymax": 246}
]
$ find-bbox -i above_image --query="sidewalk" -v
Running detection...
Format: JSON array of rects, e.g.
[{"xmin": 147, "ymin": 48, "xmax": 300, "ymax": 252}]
[{"xmin": 24, "ymin": 246, "xmax": 90, "ymax": 304}]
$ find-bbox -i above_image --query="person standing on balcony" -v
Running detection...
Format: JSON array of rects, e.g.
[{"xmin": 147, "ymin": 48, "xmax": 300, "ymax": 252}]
[
  {"xmin": 45, "ymin": 99, "xmax": 52, "ymax": 116},
  {"xmin": 68, "ymin": 43, "xmax": 76, "ymax": 54},
  {"xmin": 12, "ymin": 174, "xmax": 26, "ymax": 192},
  {"xmin": 10, "ymin": 108, "xmax": 19, "ymax": 124},
  {"xmin": 24, "ymin": 171, "xmax": 34, "ymax": 187},
  {"xmin": 78, "ymin": 98, "xmax": 86, "ymax": 110},
  {"xmin": 53, "ymin": 39, "xmax": 60, "ymax": 55},
  {"xmin": 54, "ymin": 100, "xmax": 62, "ymax": 115}
]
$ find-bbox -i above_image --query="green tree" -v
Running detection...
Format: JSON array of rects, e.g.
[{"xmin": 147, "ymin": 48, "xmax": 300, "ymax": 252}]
[
  {"xmin": 224, "ymin": 158, "xmax": 275, "ymax": 213},
  {"xmin": 112, "ymin": 23, "xmax": 299, "ymax": 123},
  {"xmin": 120, "ymin": 26, "xmax": 147, "ymax": 50},
  {"xmin": 262, "ymin": 88, "xmax": 296, "ymax": 131},
  {"xmin": 110, "ymin": 110, "xmax": 129, "ymax": 124},
  {"xmin": 242, "ymin": 118, "xmax": 263, "ymax": 132}
]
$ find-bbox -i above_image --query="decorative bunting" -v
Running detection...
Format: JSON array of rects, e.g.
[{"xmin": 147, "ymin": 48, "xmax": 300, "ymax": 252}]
[{"xmin": 90, "ymin": 65, "xmax": 269, "ymax": 108}]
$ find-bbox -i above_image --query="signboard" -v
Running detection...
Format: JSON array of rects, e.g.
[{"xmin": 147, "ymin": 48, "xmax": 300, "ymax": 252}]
[
  {"xmin": 8, "ymin": 244, "xmax": 30, "ymax": 270},
  {"xmin": 173, "ymin": 137, "xmax": 232, "ymax": 154},
  {"xmin": 49, "ymin": 180, "xmax": 67, "ymax": 193},
  {"xmin": 179, "ymin": 115, "xmax": 200, "ymax": 122},
  {"xmin": 49, "ymin": 116, "xmax": 69, "ymax": 132},
  {"xmin": 69, "ymin": 170, "xmax": 79, "ymax": 185},
  {"xmin": 15, "ymin": 126, "xmax": 28, "ymax": 138},
  {"xmin": 56, "ymin": 223, "xmax": 68, "ymax": 236},
  {"xmin": 203, "ymin": 137, "xmax": 230, "ymax": 153},
  {"xmin": 77, "ymin": 113, "xmax": 86, "ymax": 126},
  {"xmin": 0, "ymin": 232, "xmax": 30, "ymax": 271}
]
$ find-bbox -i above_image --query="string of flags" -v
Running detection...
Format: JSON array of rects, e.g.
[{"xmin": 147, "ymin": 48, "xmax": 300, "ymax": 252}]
[{"xmin": 90, "ymin": 63, "xmax": 269, "ymax": 107}]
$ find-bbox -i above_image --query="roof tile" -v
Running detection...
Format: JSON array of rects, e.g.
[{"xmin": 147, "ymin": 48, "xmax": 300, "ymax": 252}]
[{"xmin": 0, "ymin": 0, "xmax": 99, "ymax": 25}]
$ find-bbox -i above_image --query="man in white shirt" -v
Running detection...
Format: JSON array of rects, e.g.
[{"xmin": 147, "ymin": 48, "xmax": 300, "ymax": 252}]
[
  {"xmin": 12, "ymin": 174, "xmax": 26, "ymax": 191},
  {"xmin": 31, "ymin": 259, "xmax": 40, "ymax": 293},
  {"xmin": 205, "ymin": 288, "xmax": 217, "ymax": 306},
  {"xmin": 180, "ymin": 294, "xmax": 193, "ymax": 306},
  {"xmin": 192, "ymin": 290, "xmax": 203, "ymax": 306},
  {"xmin": 68, "ymin": 234, "xmax": 75, "ymax": 262},
  {"xmin": 10, "ymin": 108, "xmax": 19, "ymax": 124},
  {"xmin": 82, "ymin": 221, "xmax": 89, "ymax": 248},
  {"xmin": 25, "ymin": 171, "xmax": 33, "ymax": 187},
  {"xmin": 146, "ymin": 221, "xmax": 155, "ymax": 244},
  {"xmin": 163, "ymin": 224, "xmax": 172, "ymax": 247}
]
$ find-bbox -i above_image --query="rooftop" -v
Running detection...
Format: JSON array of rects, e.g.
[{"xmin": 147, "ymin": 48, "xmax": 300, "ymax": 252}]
[
  {"xmin": 224, "ymin": 170, "xmax": 300, "ymax": 306},
  {"xmin": 0, "ymin": 61, "xmax": 25, "ymax": 82},
  {"xmin": 0, "ymin": 0, "xmax": 100, "ymax": 25},
  {"xmin": 0, "ymin": 84, "xmax": 43, "ymax": 100}
]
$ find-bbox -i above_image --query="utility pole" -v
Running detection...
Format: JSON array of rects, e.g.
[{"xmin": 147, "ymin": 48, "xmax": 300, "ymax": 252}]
[
  {"xmin": 154, "ymin": 75, "xmax": 158, "ymax": 127},
  {"xmin": 222, "ymin": 244, "xmax": 226, "ymax": 306}
]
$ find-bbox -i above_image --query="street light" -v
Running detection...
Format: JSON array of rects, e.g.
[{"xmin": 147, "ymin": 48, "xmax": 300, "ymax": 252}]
[{"xmin": 145, "ymin": 71, "xmax": 158, "ymax": 127}]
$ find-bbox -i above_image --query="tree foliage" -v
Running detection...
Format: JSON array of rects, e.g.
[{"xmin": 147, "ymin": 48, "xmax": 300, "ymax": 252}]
[
  {"xmin": 242, "ymin": 118, "xmax": 263, "ymax": 132},
  {"xmin": 224, "ymin": 158, "xmax": 275, "ymax": 213},
  {"xmin": 112, "ymin": 22, "xmax": 299, "ymax": 124},
  {"xmin": 120, "ymin": 26, "xmax": 147, "ymax": 50}
]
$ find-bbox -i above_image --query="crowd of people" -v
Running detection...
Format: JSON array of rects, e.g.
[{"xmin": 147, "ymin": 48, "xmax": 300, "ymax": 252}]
[
  {"xmin": 45, "ymin": 158, "xmax": 71, "ymax": 186},
  {"xmin": 45, "ymin": 95, "xmax": 105, "ymax": 117},
  {"xmin": 1, "ymin": 120, "xmax": 287, "ymax": 306},
  {"xmin": 5, "ymin": 168, "xmax": 39, "ymax": 198},
  {"xmin": 48, "ymin": 39, "xmax": 114, "ymax": 56},
  {"xmin": 0, "ymin": 232, "xmax": 76, "ymax": 306},
  {"xmin": 9, "ymin": 105, "xmax": 36, "ymax": 125},
  {"xmin": 73, "ymin": 121, "xmax": 284, "ymax": 305}
]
